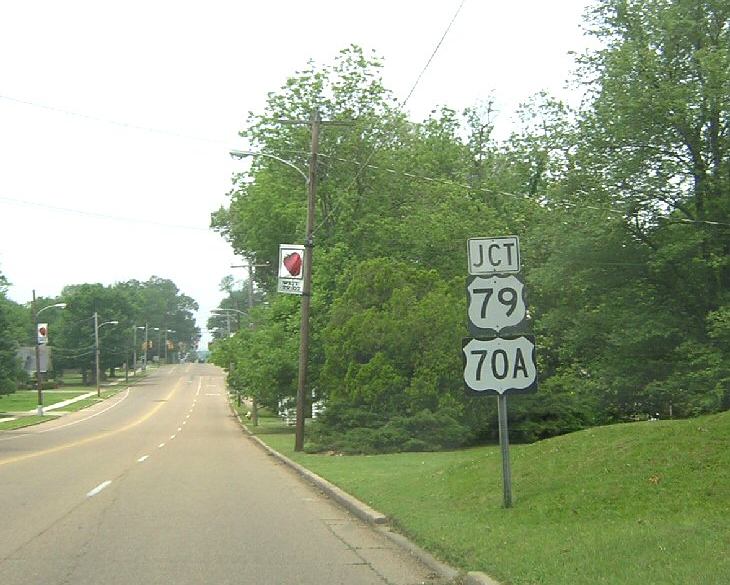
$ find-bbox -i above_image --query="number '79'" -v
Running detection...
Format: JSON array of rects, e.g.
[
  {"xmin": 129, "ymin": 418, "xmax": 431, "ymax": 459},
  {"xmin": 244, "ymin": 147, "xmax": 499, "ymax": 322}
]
[{"xmin": 472, "ymin": 287, "xmax": 518, "ymax": 319}]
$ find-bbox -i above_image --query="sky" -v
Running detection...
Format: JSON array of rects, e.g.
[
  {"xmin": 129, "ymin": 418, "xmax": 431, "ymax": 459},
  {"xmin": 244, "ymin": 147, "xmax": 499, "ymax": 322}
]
[{"xmin": 0, "ymin": 0, "xmax": 593, "ymax": 347}]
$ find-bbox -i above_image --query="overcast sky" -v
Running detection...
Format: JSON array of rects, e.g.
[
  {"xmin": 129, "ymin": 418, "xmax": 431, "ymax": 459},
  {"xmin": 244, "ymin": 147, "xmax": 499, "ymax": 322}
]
[{"xmin": 0, "ymin": 0, "xmax": 592, "ymax": 347}]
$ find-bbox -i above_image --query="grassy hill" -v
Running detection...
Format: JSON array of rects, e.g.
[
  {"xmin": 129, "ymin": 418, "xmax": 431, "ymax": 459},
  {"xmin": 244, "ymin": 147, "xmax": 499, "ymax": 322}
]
[{"xmin": 257, "ymin": 409, "xmax": 730, "ymax": 584}]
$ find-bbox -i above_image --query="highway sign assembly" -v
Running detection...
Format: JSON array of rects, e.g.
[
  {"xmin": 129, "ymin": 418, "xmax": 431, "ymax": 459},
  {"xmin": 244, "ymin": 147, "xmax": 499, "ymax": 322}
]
[{"xmin": 462, "ymin": 234, "xmax": 536, "ymax": 508}]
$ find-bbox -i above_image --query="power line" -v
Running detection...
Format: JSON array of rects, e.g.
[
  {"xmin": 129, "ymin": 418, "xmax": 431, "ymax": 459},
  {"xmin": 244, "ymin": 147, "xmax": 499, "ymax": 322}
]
[
  {"xmin": 0, "ymin": 94, "xmax": 227, "ymax": 147},
  {"xmin": 313, "ymin": 0, "xmax": 467, "ymax": 233},
  {"xmin": 0, "ymin": 195, "xmax": 210, "ymax": 232},
  {"xmin": 401, "ymin": 0, "xmax": 467, "ymax": 108},
  {"xmin": 312, "ymin": 153, "xmax": 729, "ymax": 229}
]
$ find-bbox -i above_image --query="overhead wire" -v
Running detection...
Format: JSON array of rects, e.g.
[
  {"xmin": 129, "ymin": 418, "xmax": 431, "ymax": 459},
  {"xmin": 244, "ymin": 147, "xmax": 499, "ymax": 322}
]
[
  {"xmin": 309, "ymin": 152, "xmax": 729, "ymax": 228},
  {"xmin": 0, "ymin": 94, "xmax": 226, "ymax": 146},
  {"xmin": 312, "ymin": 0, "xmax": 467, "ymax": 234},
  {"xmin": 3, "ymin": 40, "xmax": 724, "ymax": 232},
  {"xmin": 0, "ymin": 195, "xmax": 210, "ymax": 232}
]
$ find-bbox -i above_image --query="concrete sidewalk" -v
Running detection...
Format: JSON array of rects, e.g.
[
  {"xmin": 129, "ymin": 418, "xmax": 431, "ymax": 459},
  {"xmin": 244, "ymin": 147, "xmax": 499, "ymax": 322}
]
[
  {"xmin": 227, "ymin": 401, "xmax": 501, "ymax": 585},
  {"xmin": 26, "ymin": 391, "xmax": 97, "ymax": 414}
]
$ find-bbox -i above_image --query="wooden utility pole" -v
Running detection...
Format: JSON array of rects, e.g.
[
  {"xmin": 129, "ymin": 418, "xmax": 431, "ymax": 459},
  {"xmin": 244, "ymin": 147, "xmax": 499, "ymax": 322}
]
[{"xmin": 295, "ymin": 110, "xmax": 321, "ymax": 452}]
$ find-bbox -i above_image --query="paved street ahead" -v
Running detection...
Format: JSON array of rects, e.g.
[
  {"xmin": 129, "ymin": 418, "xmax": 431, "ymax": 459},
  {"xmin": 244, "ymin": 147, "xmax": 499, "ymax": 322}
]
[{"xmin": 0, "ymin": 364, "xmax": 438, "ymax": 585}]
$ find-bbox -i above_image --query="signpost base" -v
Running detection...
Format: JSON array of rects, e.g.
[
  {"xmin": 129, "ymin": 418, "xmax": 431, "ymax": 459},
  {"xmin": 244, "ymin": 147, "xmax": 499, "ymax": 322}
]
[{"xmin": 497, "ymin": 394, "xmax": 513, "ymax": 508}]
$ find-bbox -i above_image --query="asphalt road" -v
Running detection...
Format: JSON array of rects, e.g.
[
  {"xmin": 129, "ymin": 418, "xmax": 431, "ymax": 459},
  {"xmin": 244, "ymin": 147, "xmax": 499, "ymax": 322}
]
[{"xmin": 0, "ymin": 364, "xmax": 439, "ymax": 585}]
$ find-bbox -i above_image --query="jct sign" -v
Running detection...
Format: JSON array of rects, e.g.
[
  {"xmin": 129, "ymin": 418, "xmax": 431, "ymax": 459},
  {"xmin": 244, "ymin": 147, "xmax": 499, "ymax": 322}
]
[{"xmin": 467, "ymin": 236, "xmax": 520, "ymax": 275}]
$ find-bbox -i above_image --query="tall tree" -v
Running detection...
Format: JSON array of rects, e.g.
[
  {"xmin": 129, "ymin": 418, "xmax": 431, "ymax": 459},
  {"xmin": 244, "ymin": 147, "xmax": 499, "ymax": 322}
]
[{"xmin": 0, "ymin": 272, "xmax": 24, "ymax": 394}]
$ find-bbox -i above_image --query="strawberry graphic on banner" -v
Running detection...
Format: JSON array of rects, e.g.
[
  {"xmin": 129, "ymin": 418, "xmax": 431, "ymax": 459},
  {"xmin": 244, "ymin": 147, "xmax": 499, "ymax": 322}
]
[{"xmin": 278, "ymin": 244, "xmax": 305, "ymax": 295}]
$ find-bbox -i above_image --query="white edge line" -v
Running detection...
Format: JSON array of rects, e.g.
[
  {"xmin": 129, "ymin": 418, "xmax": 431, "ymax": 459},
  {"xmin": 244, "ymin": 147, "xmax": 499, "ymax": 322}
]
[
  {"xmin": 40, "ymin": 387, "xmax": 131, "ymax": 433},
  {"xmin": 87, "ymin": 480, "xmax": 112, "ymax": 497}
]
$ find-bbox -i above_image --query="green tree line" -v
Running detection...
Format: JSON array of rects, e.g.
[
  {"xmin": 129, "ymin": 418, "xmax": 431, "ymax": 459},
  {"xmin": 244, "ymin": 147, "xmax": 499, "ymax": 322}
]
[
  {"xmin": 210, "ymin": 0, "xmax": 729, "ymax": 451},
  {"xmin": 0, "ymin": 274, "xmax": 200, "ymax": 392}
]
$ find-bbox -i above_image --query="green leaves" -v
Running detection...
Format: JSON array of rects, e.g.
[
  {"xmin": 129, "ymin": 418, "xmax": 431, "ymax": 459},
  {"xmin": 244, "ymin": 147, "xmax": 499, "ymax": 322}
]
[{"xmin": 213, "ymin": 15, "xmax": 730, "ymax": 450}]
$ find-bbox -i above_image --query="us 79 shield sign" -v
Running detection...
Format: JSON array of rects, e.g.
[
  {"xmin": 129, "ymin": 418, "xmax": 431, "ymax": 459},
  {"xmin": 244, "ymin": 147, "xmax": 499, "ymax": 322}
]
[
  {"xmin": 463, "ymin": 336, "xmax": 538, "ymax": 395},
  {"xmin": 466, "ymin": 274, "xmax": 529, "ymax": 336}
]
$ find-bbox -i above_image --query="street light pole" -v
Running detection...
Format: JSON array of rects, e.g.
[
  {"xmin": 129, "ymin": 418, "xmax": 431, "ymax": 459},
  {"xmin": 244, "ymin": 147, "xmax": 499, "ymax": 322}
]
[
  {"xmin": 33, "ymin": 290, "xmax": 42, "ymax": 416},
  {"xmin": 95, "ymin": 313, "xmax": 119, "ymax": 397},
  {"xmin": 32, "ymin": 292, "xmax": 66, "ymax": 416},
  {"xmin": 143, "ymin": 323, "xmax": 149, "ymax": 371},
  {"xmin": 94, "ymin": 312, "xmax": 100, "ymax": 397},
  {"xmin": 230, "ymin": 261, "xmax": 270, "ymax": 427},
  {"xmin": 164, "ymin": 329, "xmax": 175, "ymax": 362},
  {"xmin": 133, "ymin": 325, "xmax": 146, "ymax": 374},
  {"xmin": 211, "ymin": 307, "xmax": 249, "ymax": 407}
]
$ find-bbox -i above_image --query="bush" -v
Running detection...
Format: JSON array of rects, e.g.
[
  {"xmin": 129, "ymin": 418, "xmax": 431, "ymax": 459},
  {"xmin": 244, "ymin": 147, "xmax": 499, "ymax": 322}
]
[{"xmin": 305, "ymin": 403, "xmax": 472, "ymax": 454}]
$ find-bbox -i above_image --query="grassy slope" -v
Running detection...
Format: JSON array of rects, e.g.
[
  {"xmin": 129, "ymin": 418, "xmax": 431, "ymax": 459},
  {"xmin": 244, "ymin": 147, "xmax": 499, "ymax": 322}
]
[{"xmin": 254, "ymin": 410, "xmax": 730, "ymax": 585}]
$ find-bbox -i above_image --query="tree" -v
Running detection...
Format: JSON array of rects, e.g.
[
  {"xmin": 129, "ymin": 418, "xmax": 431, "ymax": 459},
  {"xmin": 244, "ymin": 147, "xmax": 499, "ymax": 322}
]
[
  {"xmin": 0, "ymin": 272, "xmax": 24, "ymax": 394},
  {"xmin": 118, "ymin": 277, "xmax": 200, "ymax": 362},
  {"xmin": 53, "ymin": 284, "xmax": 133, "ymax": 383},
  {"xmin": 556, "ymin": 0, "xmax": 730, "ymax": 415}
]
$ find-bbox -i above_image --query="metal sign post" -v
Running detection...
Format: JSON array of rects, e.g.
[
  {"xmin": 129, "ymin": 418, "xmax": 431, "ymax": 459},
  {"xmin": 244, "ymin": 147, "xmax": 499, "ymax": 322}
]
[
  {"xmin": 497, "ymin": 394, "xmax": 512, "ymax": 508},
  {"xmin": 463, "ymin": 235, "xmax": 536, "ymax": 508}
]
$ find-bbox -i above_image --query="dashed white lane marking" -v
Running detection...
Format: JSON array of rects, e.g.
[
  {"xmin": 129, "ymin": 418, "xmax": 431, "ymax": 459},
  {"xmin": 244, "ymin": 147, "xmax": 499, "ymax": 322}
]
[
  {"xmin": 170, "ymin": 434, "xmax": 176, "ymax": 440},
  {"xmin": 137, "ymin": 455, "xmax": 149, "ymax": 463},
  {"xmin": 182, "ymin": 421, "xmax": 187, "ymax": 426},
  {"xmin": 87, "ymin": 480, "xmax": 112, "ymax": 497},
  {"xmin": 177, "ymin": 427, "xmax": 182, "ymax": 432},
  {"xmin": 158, "ymin": 443, "xmax": 165, "ymax": 448}
]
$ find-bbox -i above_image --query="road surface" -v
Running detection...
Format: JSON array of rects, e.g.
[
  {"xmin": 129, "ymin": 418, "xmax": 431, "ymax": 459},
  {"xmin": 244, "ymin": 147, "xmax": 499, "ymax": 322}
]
[{"xmin": 0, "ymin": 364, "xmax": 441, "ymax": 584}]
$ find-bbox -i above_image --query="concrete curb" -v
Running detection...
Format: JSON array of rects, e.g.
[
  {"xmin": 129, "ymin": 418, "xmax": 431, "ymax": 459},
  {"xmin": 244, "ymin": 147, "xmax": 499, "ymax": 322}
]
[{"xmin": 228, "ymin": 402, "xmax": 501, "ymax": 585}]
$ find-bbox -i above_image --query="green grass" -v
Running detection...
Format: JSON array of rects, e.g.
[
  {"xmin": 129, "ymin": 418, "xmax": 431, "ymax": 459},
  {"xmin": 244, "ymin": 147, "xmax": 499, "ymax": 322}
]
[
  {"xmin": 0, "ymin": 415, "xmax": 61, "ymax": 430},
  {"xmin": 240, "ymin": 405, "xmax": 730, "ymax": 585},
  {"xmin": 0, "ymin": 389, "xmax": 90, "ymax": 413},
  {"xmin": 0, "ymin": 380, "xmax": 134, "ymax": 430}
]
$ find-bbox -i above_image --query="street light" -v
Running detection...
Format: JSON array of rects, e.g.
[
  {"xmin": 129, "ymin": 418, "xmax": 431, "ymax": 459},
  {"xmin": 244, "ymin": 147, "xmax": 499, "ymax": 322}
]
[
  {"xmin": 133, "ymin": 325, "xmax": 145, "ymax": 373},
  {"xmin": 211, "ymin": 307, "xmax": 251, "ymax": 408},
  {"xmin": 229, "ymin": 261, "xmax": 270, "ymax": 426},
  {"xmin": 32, "ymin": 291, "xmax": 66, "ymax": 416},
  {"xmin": 230, "ymin": 124, "xmax": 319, "ymax": 451},
  {"xmin": 231, "ymin": 261, "xmax": 270, "ymax": 327},
  {"xmin": 153, "ymin": 327, "xmax": 162, "ymax": 364},
  {"xmin": 94, "ymin": 312, "xmax": 118, "ymax": 398},
  {"xmin": 211, "ymin": 307, "xmax": 248, "ymax": 337},
  {"xmin": 164, "ymin": 329, "xmax": 175, "ymax": 363}
]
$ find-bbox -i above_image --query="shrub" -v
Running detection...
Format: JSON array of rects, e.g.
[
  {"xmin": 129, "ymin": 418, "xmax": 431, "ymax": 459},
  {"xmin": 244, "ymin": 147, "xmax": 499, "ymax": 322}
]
[{"xmin": 305, "ymin": 404, "xmax": 472, "ymax": 454}]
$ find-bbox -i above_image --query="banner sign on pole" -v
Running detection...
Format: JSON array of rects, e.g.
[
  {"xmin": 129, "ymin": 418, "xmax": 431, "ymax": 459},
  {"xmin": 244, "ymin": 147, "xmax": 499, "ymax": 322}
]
[
  {"xmin": 277, "ymin": 244, "xmax": 305, "ymax": 295},
  {"xmin": 37, "ymin": 323, "xmax": 49, "ymax": 345}
]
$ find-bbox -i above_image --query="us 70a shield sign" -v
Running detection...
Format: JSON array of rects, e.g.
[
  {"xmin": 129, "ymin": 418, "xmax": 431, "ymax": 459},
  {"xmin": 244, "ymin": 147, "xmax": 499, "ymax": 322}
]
[{"xmin": 463, "ymin": 336, "xmax": 538, "ymax": 395}]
